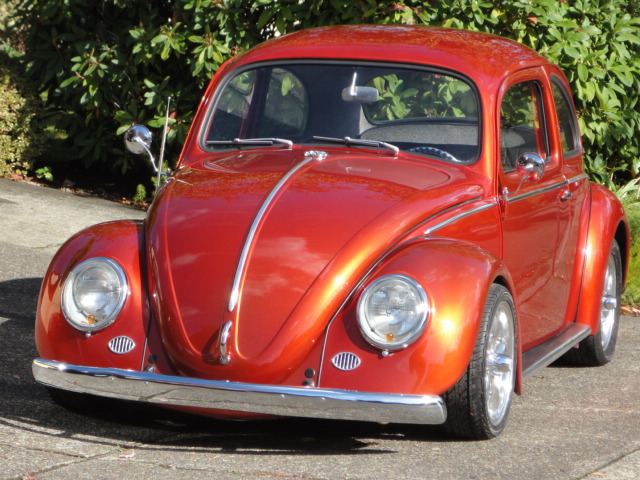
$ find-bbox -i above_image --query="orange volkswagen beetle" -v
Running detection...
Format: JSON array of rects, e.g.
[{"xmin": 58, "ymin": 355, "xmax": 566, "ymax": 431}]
[{"xmin": 33, "ymin": 25, "xmax": 629, "ymax": 439}]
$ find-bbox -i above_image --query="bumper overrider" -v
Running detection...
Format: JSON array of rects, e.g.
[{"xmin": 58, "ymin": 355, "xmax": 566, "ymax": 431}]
[{"xmin": 32, "ymin": 358, "xmax": 446, "ymax": 425}]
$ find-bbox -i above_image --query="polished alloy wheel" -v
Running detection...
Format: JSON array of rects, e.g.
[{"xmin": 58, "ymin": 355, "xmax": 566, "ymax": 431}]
[
  {"xmin": 484, "ymin": 300, "xmax": 516, "ymax": 426},
  {"xmin": 600, "ymin": 254, "xmax": 618, "ymax": 351}
]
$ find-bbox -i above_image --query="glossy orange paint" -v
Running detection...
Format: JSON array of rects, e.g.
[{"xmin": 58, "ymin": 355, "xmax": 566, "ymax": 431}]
[
  {"xmin": 35, "ymin": 220, "xmax": 148, "ymax": 370},
  {"xmin": 576, "ymin": 184, "xmax": 630, "ymax": 333},
  {"xmin": 319, "ymin": 238, "xmax": 510, "ymax": 396},
  {"xmin": 145, "ymin": 147, "xmax": 490, "ymax": 384},
  {"xmin": 34, "ymin": 25, "xmax": 630, "ymax": 424}
]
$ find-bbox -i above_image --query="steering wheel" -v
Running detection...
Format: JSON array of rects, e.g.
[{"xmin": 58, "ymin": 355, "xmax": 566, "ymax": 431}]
[{"xmin": 410, "ymin": 146, "xmax": 460, "ymax": 163}]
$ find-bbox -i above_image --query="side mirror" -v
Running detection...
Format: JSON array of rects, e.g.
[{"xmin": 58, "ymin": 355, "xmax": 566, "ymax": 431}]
[
  {"xmin": 516, "ymin": 152, "xmax": 545, "ymax": 182},
  {"xmin": 124, "ymin": 125, "xmax": 153, "ymax": 155},
  {"xmin": 125, "ymin": 125, "xmax": 165, "ymax": 192}
]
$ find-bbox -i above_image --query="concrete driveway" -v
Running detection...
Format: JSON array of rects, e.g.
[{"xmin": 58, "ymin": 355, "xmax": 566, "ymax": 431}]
[{"xmin": 1, "ymin": 178, "xmax": 638, "ymax": 480}]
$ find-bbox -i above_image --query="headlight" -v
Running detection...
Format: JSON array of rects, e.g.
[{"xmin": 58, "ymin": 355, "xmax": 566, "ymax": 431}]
[
  {"xmin": 61, "ymin": 257, "xmax": 128, "ymax": 332},
  {"xmin": 357, "ymin": 274, "xmax": 429, "ymax": 350}
]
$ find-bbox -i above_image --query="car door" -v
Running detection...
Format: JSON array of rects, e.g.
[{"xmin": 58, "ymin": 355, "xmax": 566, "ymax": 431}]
[
  {"xmin": 546, "ymin": 72, "xmax": 590, "ymax": 325},
  {"xmin": 498, "ymin": 69, "xmax": 576, "ymax": 351}
]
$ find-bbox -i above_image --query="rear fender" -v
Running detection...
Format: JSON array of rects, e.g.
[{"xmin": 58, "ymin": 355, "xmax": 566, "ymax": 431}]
[
  {"xmin": 575, "ymin": 184, "xmax": 629, "ymax": 333},
  {"xmin": 319, "ymin": 237, "xmax": 515, "ymax": 397},
  {"xmin": 35, "ymin": 220, "xmax": 149, "ymax": 370}
]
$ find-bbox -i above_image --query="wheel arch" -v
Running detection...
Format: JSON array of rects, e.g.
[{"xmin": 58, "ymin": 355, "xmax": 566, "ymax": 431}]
[
  {"xmin": 320, "ymin": 236, "xmax": 518, "ymax": 397},
  {"xmin": 35, "ymin": 220, "xmax": 149, "ymax": 369},
  {"xmin": 575, "ymin": 183, "xmax": 629, "ymax": 333}
]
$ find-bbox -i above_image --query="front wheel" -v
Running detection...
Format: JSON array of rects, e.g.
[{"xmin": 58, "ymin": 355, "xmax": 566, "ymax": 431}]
[
  {"xmin": 444, "ymin": 284, "xmax": 516, "ymax": 440},
  {"xmin": 564, "ymin": 239, "xmax": 622, "ymax": 366}
]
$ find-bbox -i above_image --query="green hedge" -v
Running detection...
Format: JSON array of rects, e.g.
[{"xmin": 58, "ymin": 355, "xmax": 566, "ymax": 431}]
[
  {"xmin": 622, "ymin": 198, "xmax": 640, "ymax": 305},
  {"xmin": 0, "ymin": 50, "xmax": 44, "ymax": 178},
  {"xmin": 5, "ymin": 0, "xmax": 639, "ymax": 304},
  {"xmin": 9, "ymin": 0, "xmax": 640, "ymax": 184}
]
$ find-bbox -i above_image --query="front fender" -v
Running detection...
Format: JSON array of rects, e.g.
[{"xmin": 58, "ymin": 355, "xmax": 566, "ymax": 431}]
[
  {"xmin": 35, "ymin": 220, "xmax": 149, "ymax": 370},
  {"xmin": 576, "ymin": 184, "xmax": 629, "ymax": 333},
  {"xmin": 319, "ymin": 237, "xmax": 513, "ymax": 397}
]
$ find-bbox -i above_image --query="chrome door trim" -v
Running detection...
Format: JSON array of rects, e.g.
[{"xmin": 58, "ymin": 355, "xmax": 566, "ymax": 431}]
[{"xmin": 507, "ymin": 173, "xmax": 588, "ymax": 204}]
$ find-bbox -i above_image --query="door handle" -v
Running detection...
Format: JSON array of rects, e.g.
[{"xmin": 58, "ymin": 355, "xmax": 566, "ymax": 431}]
[{"xmin": 559, "ymin": 189, "xmax": 572, "ymax": 202}]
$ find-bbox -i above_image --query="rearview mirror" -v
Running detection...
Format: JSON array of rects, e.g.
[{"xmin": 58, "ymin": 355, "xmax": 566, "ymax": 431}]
[{"xmin": 342, "ymin": 86, "xmax": 379, "ymax": 103}]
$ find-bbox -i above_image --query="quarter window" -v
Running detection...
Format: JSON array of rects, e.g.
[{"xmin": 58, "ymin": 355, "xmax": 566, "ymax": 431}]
[
  {"xmin": 551, "ymin": 80, "xmax": 579, "ymax": 155},
  {"xmin": 500, "ymin": 81, "xmax": 548, "ymax": 172}
]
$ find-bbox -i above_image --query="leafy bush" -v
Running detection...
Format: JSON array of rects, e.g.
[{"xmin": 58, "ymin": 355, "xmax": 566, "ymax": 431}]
[
  {"xmin": 622, "ymin": 193, "xmax": 640, "ymax": 305},
  {"xmin": 0, "ymin": 50, "xmax": 44, "ymax": 178},
  {"xmin": 10, "ymin": 0, "xmax": 639, "ymax": 185},
  {"xmin": 420, "ymin": 0, "xmax": 640, "ymax": 185}
]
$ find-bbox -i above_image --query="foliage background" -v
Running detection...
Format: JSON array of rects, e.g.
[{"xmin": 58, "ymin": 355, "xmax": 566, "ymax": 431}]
[
  {"xmin": 2, "ymin": 0, "xmax": 638, "ymax": 184},
  {"xmin": 1, "ymin": 0, "xmax": 639, "ymax": 302}
]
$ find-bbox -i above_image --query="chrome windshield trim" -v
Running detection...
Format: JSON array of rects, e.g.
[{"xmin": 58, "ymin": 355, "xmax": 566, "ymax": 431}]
[
  {"xmin": 424, "ymin": 201, "xmax": 495, "ymax": 235},
  {"xmin": 228, "ymin": 152, "xmax": 328, "ymax": 312},
  {"xmin": 33, "ymin": 359, "xmax": 446, "ymax": 425}
]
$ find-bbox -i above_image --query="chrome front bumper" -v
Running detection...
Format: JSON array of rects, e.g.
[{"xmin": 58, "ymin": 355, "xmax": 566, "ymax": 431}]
[{"xmin": 33, "ymin": 358, "xmax": 446, "ymax": 425}]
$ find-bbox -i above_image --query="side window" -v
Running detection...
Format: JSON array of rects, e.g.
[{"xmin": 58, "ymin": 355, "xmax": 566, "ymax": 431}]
[
  {"xmin": 256, "ymin": 68, "xmax": 307, "ymax": 138},
  {"xmin": 551, "ymin": 79, "xmax": 580, "ymax": 155},
  {"xmin": 500, "ymin": 81, "xmax": 548, "ymax": 172},
  {"xmin": 207, "ymin": 68, "xmax": 307, "ymax": 142},
  {"xmin": 208, "ymin": 71, "xmax": 256, "ymax": 141}
]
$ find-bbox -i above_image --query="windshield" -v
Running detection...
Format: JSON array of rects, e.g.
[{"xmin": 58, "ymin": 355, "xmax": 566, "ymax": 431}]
[{"xmin": 203, "ymin": 63, "xmax": 480, "ymax": 163}]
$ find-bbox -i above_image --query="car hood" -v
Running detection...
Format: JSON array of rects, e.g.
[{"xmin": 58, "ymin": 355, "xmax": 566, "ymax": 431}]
[{"xmin": 146, "ymin": 147, "xmax": 483, "ymax": 381}]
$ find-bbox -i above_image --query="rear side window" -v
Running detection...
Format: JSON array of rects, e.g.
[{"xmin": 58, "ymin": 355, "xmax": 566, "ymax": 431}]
[{"xmin": 551, "ymin": 79, "xmax": 580, "ymax": 155}]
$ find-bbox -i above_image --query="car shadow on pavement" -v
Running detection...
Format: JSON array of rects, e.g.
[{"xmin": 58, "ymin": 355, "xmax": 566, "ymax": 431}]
[{"xmin": 0, "ymin": 277, "xmax": 446, "ymax": 456}]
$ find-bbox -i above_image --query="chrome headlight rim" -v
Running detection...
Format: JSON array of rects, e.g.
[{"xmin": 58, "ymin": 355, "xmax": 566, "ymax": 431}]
[
  {"xmin": 357, "ymin": 274, "xmax": 430, "ymax": 351},
  {"xmin": 61, "ymin": 257, "xmax": 128, "ymax": 332}
]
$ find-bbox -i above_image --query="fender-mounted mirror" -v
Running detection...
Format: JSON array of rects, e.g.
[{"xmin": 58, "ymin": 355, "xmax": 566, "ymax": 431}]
[{"xmin": 124, "ymin": 124, "xmax": 153, "ymax": 155}]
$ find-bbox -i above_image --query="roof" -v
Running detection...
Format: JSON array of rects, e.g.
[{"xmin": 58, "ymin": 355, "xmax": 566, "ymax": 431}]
[{"xmin": 232, "ymin": 25, "xmax": 548, "ymax": 83}]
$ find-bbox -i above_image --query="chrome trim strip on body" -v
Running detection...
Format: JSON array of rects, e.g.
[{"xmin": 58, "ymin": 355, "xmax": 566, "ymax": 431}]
[
  {"xmin": 228, "ymin": 151, "xmax": 328, "ymax": 312},
  {"xmin": 507, "ymin": 173, "xmax": 588, "ymax": 204},
  {"xmin": 424, "ymin": 201, "xmax": 495, "ymax": 235},
  {"xmin": 424, "ymin": 174, "xmax": 588, "ymax": 235},
  {"xmin": 33, "ymin": 359, "xmax": 447, "ymax": 425},
  {"xmin": 566, "ymin": 173, "xmax": 589, "ymax": 184},
  {"xmin": 507, "ymin": 179, "xmax": 565, "ymax": 203}
]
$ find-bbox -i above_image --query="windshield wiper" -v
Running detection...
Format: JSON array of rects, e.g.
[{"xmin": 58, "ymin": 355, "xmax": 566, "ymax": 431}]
[
  {"xmin": 312, "ymin": 136, "xmax": 399, "ymax": 156},
  {"xmin": 207, "ymin": 138, "xmax": 293, "ymax": 149}
]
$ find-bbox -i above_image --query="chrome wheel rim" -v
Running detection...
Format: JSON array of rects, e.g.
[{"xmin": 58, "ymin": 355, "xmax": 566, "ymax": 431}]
[
  {"xmin": 484, "ymin": 300, "xmax": 516, "ymax": 426},
  {"xmin": 600, "ymin": 253, "xmax": 618, "ymax": 350}
]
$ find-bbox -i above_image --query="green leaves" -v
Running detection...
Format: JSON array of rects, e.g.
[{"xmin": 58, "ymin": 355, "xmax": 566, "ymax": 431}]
[{"xmin": 7, "ymin": 0, "xmax": 639, "ymax": 189}]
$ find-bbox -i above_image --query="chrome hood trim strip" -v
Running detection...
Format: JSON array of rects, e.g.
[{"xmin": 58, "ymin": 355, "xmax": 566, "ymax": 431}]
[
  {"xmin": 33, "ymin": 358, "xmax": 446, "ymax": 425},
  {"xmin": 228, "ymin": 151, "xmax": 328, "ymax": 312}
]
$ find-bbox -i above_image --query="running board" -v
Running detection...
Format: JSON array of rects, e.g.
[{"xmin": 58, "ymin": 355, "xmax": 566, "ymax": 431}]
[{"xmin": 522, "ymin": 324, "xmax": 591, "ymax": 378}]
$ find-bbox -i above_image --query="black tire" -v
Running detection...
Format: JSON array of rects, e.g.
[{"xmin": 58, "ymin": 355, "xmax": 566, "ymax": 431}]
[
  {"xmin": 564, "ymin": 239, "xmax": 622, "ymax": 366},
  {"xmin": 444, "ymin": 284, "xmax": 517, "ymax": 440}
]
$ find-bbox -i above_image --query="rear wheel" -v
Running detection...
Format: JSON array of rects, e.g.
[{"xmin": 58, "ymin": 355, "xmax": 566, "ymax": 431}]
[
  {"xmin": 564, "ymin": 239, "xmax": 622, "ymax": 366},
  {"xmin": 444, "ymin": 284, "xmax": 516, "ymax": 440}
]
